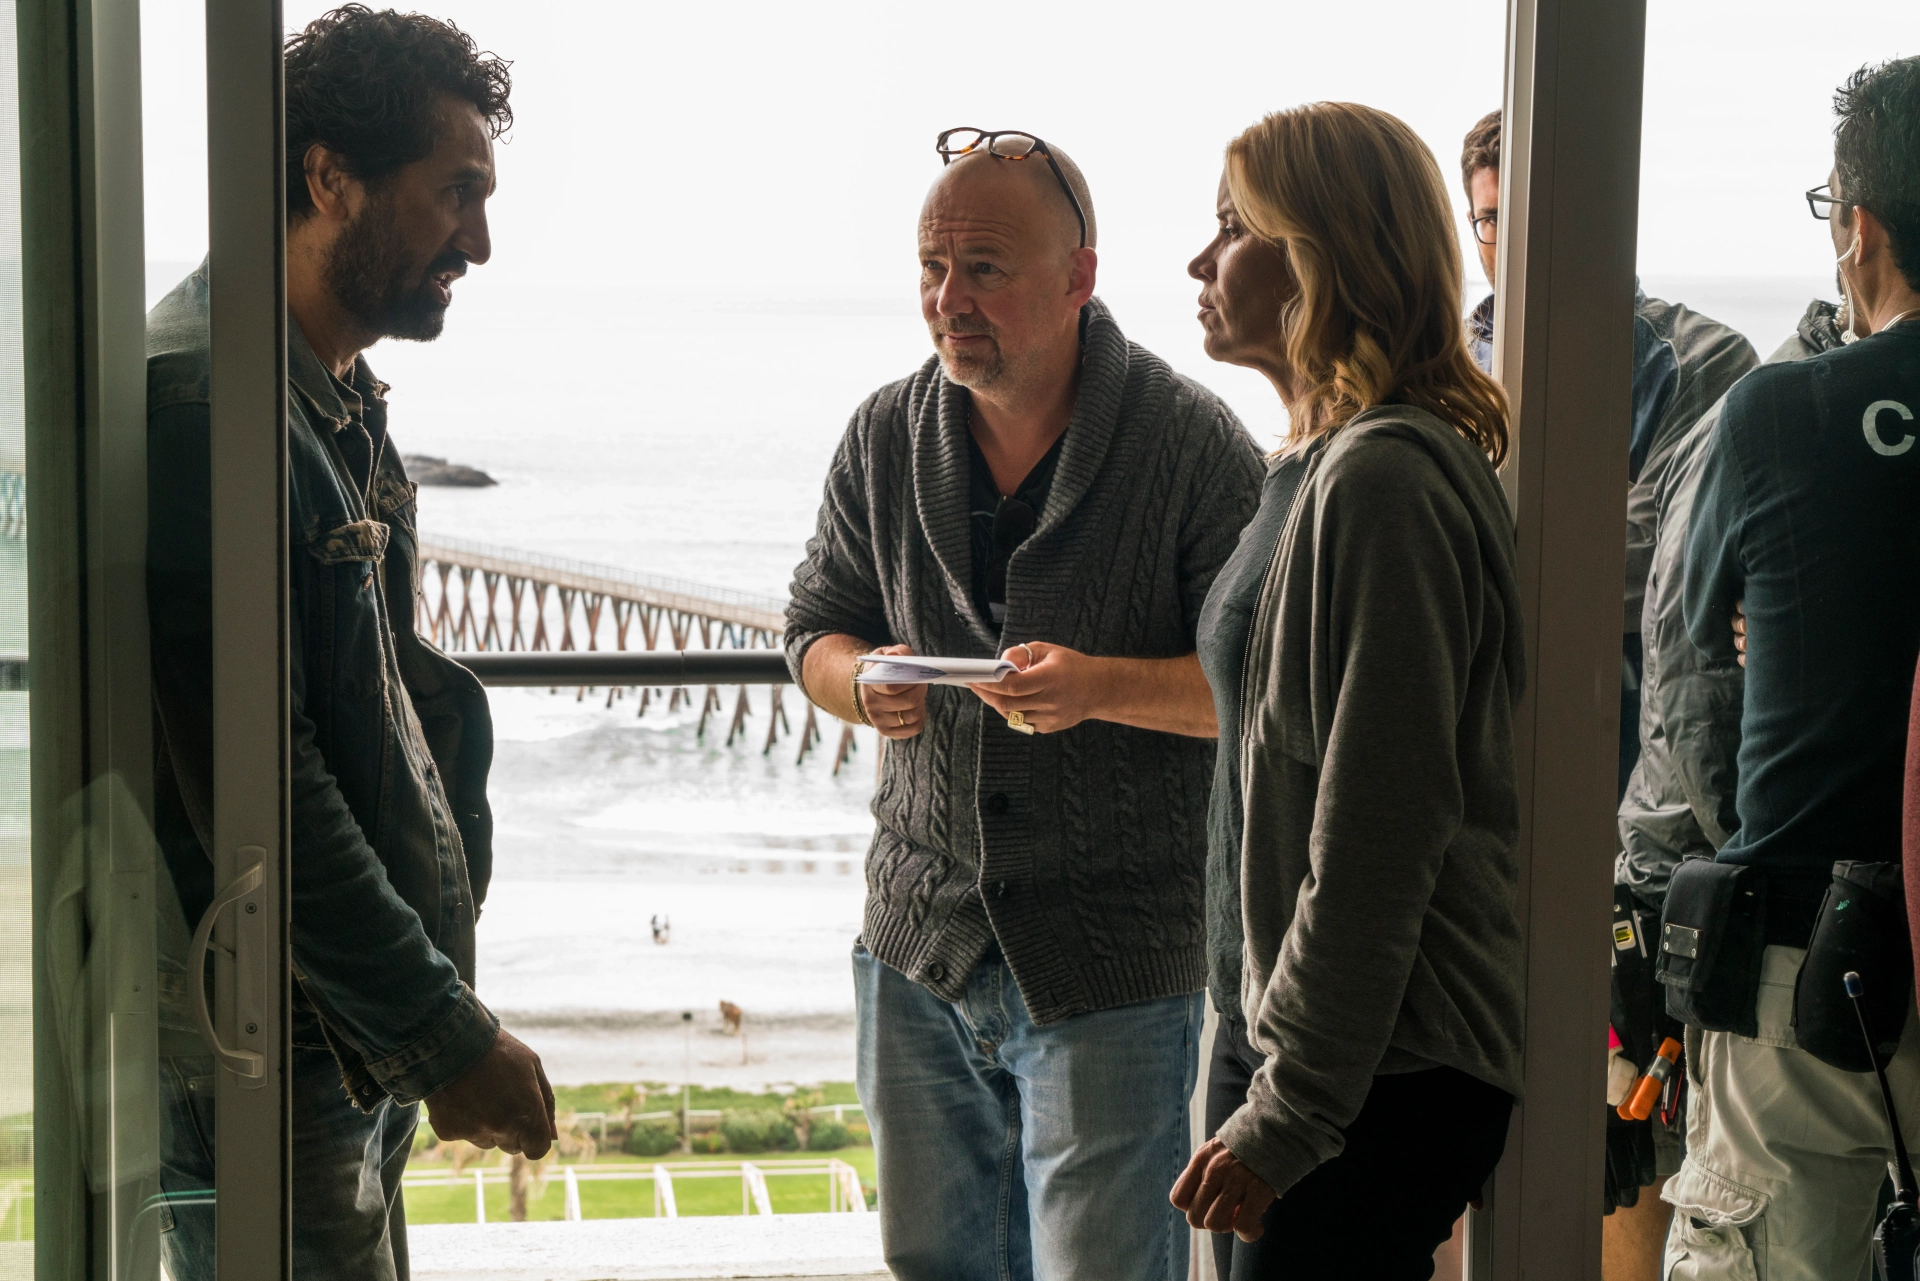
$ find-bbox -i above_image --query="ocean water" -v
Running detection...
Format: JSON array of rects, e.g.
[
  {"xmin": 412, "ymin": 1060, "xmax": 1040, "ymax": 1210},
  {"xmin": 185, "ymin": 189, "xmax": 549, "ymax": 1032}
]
[{"xmin": 140, "ymin": 263, "xmax": 1835, "ymax": 1086}]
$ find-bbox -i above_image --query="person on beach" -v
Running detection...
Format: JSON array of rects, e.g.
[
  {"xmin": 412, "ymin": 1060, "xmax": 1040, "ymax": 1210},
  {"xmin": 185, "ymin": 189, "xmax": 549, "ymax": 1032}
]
[
  {"xmin": 784, "ymin": 129, "xmax": 1262, "ymax": 1279},
  {"xmin": 1169, "ymin": 103, "xmax": 1525, "ymax": 1277},
  {"xmin": 146, "ymin": 10, "xmax": 554, "ymax": 1278}
]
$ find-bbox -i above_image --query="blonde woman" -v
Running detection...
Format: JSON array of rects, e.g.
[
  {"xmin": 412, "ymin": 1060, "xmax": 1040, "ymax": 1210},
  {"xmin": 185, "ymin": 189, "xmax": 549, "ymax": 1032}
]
[{"xmin": 1170, "ymin": 102, "xmax": 1526, "ymax": 1277}]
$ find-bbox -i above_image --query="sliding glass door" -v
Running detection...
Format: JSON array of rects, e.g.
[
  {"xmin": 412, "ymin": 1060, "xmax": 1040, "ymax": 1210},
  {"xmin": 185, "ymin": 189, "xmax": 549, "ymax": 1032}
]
[{"xmin": 18, "ymin": 0, "xmax": 290, "ymax": 1276}]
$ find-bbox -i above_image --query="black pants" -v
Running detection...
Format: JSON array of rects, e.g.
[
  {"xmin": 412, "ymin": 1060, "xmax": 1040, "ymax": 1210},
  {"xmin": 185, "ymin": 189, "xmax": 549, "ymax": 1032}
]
[{"xmin": 1205, "ymin": 1013, "xmax": 1513, "ymax": 1280}]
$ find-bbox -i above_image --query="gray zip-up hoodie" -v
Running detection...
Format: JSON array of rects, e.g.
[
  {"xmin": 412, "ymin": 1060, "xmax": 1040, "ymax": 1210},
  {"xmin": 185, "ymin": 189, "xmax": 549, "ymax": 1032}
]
[
  {"xmin": 1616, "ymin": 300, "xmax": 1845, "ymax": 900},
  {"xmin": 1218, "ymin": 404, "xmax": 1526, "ymax": 1197}
]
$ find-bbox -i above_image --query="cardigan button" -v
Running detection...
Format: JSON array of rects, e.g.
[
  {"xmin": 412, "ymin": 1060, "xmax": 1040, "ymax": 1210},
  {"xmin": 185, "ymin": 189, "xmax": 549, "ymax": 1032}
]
[
  {"xmin": 924, "ymin": 960, "xmax": 948, "ymax": 982},
  {"xmin": 985, "ymin": 793, "xmax": 1009, "ymax": 816},
  {"xmin": 993, "ymin": 880, "xmax": 1008, "ymax": 899}
]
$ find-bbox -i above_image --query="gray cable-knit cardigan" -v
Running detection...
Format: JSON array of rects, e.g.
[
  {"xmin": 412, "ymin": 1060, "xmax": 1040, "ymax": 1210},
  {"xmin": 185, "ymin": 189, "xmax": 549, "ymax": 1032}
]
[{"xmin": 785, "ymin": 299, "xmax": 1263, "ymax": 1023}]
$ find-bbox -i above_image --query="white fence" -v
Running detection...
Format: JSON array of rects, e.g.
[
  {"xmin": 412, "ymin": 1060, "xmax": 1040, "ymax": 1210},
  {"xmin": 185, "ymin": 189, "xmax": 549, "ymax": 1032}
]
[{"xmin": 404, "ymin": 1159, "xmax": 869, "ymax": 1223}]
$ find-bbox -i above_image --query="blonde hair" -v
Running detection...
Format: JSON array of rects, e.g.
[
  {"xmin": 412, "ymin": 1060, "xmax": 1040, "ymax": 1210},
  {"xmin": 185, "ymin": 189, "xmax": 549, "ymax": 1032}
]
[{"xmin": 1227, "ymin": 102, "xmax": 1509, "ymax": 465}]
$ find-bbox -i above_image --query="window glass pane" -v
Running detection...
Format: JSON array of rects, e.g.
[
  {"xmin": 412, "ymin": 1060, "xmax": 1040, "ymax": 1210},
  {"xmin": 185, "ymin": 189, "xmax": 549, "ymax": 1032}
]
[
  {"xmin": 1637, "ymin": 1, "xmax": 1916, "ymax": 348},
  {"xmin": 0, "ymin": 0, "xmax": 30, "ymax": 1268}
]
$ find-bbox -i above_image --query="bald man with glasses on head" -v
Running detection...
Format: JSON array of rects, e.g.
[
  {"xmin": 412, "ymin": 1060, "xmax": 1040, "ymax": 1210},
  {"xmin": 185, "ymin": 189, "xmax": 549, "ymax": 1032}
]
[{"xmin": 785, "ymin": 130, "xmax": 1262, "ymax": 1279}]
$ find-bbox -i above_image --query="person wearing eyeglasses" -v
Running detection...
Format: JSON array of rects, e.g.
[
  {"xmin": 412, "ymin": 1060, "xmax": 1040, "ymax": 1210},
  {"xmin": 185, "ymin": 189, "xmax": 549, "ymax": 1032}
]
[
  {"xmin": 1457, "ymin": 108, "xmax": 1755, "ymax": 807},
  {"xmin": 1455, "ymin": 106, "xmax": 1758, "ymax": 1277},
  {"xmin": 1166, "ymin": 101, "xmax": 1524, "ymax": 1278},
  {"xmin": 784, "ymin": 129, "xmax": 1262, "ymax": 1279},
  {"xmin": 1666, "ymin": 57, "xmax": 1920, "ymax": 1280}
]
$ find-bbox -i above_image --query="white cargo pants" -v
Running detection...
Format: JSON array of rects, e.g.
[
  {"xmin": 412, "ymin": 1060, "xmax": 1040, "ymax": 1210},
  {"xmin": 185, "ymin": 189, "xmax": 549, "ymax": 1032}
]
[{"xmin": 1662, "ymin": 945, "xmax": 1920, "ymax": 1281}]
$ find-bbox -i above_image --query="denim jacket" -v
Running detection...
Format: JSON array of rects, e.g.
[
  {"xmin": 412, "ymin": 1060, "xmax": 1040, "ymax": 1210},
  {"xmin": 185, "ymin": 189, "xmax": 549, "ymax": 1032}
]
[{"xmin": 146, "ymin": 261, "xmax": 499, "ymax": 1108}]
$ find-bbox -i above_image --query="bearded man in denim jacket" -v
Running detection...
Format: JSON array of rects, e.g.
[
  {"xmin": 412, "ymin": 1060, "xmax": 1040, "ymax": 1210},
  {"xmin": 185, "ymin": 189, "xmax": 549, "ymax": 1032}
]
[{"xmin": 146, "ymin": 11, "xmax": 553, "ymax": 1278}]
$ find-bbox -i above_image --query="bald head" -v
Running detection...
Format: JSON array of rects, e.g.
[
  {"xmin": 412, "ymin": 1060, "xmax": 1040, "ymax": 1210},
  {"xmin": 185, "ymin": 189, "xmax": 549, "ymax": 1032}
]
[
  {"xmin": 916, "ymin": 140, "xmax": 1099, "ymax": 401},
  {"xmin": 921, "ymin": 144, "xmax": 1097, "ymax": 254}
]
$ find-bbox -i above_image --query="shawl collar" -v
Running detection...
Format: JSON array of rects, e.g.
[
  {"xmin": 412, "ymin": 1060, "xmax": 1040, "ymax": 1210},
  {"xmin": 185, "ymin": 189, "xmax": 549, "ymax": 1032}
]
[{"xmin": 910, "ymin": 297, "xmax": 1132, "ymax": 650}]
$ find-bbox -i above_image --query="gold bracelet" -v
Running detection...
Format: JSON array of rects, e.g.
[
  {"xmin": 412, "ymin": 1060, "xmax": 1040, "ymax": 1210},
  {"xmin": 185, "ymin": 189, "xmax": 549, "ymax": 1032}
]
[{"xmin": 849, "ymin": 659, "xmax": 874, "ymax": 727}]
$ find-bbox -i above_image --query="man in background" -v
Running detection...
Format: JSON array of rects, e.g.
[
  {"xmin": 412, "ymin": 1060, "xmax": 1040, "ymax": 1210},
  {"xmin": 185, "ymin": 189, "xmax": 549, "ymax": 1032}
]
[
  {"xmin": 1671, "ymin": 56, "xmax": 1920, "ymax": 1278},
  {"xmin": 147, "ymin": 10, "xmax": 554, "ymax": 1278},
  {"xmin": 1456, "ymin": 108, "xmax": 1757, "ymax": 1279},
  {"xmin": 786, "ymin": 131, "xmax": 1261, "ymax": 1278},
  {"xmin": 1609, "ymin": 291, "xmax": 1842, "ymax": 1273}
]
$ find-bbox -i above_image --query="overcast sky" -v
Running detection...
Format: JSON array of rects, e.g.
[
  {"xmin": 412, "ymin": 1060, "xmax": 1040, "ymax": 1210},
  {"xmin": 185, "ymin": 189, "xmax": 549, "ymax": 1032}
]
[{"xmin": 138, "ymin": 1, "xmax": 1917, "ymax": 297}]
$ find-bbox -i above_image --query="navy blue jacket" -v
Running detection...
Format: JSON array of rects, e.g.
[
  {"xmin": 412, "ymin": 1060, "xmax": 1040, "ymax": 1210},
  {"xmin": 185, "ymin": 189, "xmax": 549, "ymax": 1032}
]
[{"xmin": 1683, "ymin": 321, "xmax": 1920, "ymax": 874}]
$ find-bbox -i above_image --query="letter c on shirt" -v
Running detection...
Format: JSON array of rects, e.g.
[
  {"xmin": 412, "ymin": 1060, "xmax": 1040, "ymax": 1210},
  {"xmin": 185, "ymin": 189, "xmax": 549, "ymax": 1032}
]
[{"xmin": 1863, "ymin": 399, "xmax": 1915, "ymax": 456}]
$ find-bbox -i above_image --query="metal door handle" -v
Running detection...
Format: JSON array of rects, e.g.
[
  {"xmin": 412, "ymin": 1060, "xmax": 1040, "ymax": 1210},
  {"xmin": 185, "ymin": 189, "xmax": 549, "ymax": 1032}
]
[{"xmin": 188, "ymin": 860, "xmax": 266, "ymax": 1078}]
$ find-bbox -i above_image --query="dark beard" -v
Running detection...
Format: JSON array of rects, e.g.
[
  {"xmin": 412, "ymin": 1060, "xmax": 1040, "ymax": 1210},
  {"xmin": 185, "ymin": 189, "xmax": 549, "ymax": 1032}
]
[{"xmin": 323, "ymin": 193, "xmax": 461, "ymax": 342}]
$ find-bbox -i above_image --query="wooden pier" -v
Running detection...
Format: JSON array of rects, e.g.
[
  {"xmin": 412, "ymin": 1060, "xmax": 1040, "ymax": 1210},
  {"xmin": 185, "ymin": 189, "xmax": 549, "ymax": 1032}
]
[{"xmin": 415, "ymin": 536, "xmax": 856, "ymax": 770}]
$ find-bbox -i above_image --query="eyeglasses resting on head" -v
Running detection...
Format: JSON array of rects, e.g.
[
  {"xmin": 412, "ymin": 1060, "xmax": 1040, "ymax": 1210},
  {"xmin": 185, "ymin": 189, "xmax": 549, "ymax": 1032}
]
[{"xmin": 936, "ymin": 128, "xmax": 1089, "ymax": 251}]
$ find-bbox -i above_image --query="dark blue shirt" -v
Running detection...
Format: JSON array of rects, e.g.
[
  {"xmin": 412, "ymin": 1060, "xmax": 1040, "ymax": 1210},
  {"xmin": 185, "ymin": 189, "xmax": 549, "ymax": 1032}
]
[{"xmin": 1683, "ymin": 323, "xmax": 1920, "ymax": 872}]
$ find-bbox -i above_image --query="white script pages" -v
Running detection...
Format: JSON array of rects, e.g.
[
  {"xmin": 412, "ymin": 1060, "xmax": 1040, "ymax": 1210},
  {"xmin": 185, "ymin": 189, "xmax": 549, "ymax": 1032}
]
[{"xmin": 854, "ymin": 655, "xmax": 1016, "ymax": 686}]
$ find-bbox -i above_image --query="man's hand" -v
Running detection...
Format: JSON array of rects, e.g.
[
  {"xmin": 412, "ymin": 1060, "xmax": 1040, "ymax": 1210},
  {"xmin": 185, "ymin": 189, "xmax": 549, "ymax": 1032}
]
[
  {"xmin": 861, "ymin": 643, "xmax": 929, "ymax": 740},
  {"xmin": 424, "ymin": 1027, "xmax": 557, "ymax": 1158},
  {"xmin": 800, "ymin": 635, "xmax": 927, "ymax": 739},
  {"xmin": 1732, "ymin": 599, "xmax": 1746, "ymax": 668},
  {"xmin": 972, "ymin": 642, "xmax": 1111, "ymax": 735},
  {"xmin": 1170, "ymin": 1137, "xmax": 1277, "ymax": 1242}
]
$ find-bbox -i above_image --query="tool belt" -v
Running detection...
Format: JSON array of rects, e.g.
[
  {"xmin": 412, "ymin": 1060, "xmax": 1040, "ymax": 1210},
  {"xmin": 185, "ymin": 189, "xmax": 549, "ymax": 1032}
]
[{"xmin": 1657, "ymin": 857, "xmax": 1911, "ymax": 1069}]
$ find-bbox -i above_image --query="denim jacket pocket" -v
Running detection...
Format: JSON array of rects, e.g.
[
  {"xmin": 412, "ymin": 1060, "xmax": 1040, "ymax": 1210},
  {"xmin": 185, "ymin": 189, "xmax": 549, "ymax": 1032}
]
[
  {"xmin": 372, "ymin": 471, "xmax": 418, "ymax": 528},
  {"xmin": 303, "ymin": 519, "xmax": 392, "ymax": 703},
  {"xmin": 311, "ymin": 517, "xmax": 390, "ymax": 565}
]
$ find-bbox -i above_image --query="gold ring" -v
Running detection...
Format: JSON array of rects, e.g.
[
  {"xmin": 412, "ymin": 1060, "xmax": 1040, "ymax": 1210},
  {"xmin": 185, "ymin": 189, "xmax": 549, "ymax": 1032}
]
[
  {"xmin": 1007, "ymin": 710, "xmax": 1035, "ymax": 736},
  {"xmin": 895, "ymin": 711, "xmax": 906, "ymax": 728}
]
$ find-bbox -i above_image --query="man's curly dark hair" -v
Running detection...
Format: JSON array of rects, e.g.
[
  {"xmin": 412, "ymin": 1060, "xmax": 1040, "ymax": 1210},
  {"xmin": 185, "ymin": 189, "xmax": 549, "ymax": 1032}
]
[
  {"xmin": 285, "ymin": 5, "xmax": 512, "ymax": 219},
  {"xmin": 1834, "ymin": 55, "xmax": 1920, "ymax": 290}
]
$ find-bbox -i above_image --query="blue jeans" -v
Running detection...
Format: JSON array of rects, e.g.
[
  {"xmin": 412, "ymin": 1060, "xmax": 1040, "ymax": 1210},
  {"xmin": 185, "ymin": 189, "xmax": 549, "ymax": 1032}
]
[
  {"xmin": 158, "ymin": 1043, "xmax": 419, "ymax": 1280},
  {"xmin": 853, "ymin": 942, "xmax": 1202, "ymax": 1281}
]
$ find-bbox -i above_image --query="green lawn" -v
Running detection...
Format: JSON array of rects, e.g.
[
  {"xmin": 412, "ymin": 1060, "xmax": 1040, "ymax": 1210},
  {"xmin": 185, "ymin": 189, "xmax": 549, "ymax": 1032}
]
[
  {"xmin": 402, "ymin": 1148, "xmax": 878, "ymax": 1224},
  {"xmin": 1, "ymin": 1171, "xmax": 31, "ymax": 1243},
  {"xmin": 0, "ymin": 1082, "xmax": 876, "ymax": 1239},
  {"xmin": 0, "ymin": 1150, "xmax": 877, "ymax": 1237}
]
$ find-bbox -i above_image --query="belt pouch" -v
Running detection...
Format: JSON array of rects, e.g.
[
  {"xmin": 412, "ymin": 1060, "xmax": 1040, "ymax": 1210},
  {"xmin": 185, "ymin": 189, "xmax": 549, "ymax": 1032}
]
[
  {"xmin": 1657, "ymin": 858, "xmax": 1767, "ymax": 1037},
  {"xmin": 1794, "ymin": 860, "xmax": 1912, "ymax": 1072}
]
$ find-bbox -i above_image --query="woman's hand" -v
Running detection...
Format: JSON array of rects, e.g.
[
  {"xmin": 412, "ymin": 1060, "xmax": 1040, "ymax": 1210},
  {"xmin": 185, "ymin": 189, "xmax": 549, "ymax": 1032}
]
[
  {"xmin": 1170, "ymin": 1137, "xmax": 1277, "ymax": 1242},
  {"xmin": 861, "ymin": 643, "xmax": 929, "ymax": 740},
  {"xmin": 972, "ymin": 642, "xmax": 1111, "ymax": 735},
  {"xmin": 1732, "ymin": 599, "xmax": 1746, "ymax": 668}
]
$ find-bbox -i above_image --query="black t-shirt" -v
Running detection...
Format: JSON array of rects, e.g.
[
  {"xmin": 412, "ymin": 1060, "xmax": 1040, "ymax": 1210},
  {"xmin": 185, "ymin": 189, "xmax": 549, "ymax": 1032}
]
[
  {"xmin": 968, "ymin": 430, "xmax": 1066, "ymax": 626},
  {"xmin": 1683, "ymin": 322, "xmax": 1920, "ymax": 873}
]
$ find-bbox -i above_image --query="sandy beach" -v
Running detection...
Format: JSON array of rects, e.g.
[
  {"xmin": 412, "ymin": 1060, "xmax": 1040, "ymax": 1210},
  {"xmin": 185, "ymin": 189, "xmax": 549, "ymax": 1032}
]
[{"xmin": 475, "ymin": 686, "xmax": 877, "ymax": 1089}]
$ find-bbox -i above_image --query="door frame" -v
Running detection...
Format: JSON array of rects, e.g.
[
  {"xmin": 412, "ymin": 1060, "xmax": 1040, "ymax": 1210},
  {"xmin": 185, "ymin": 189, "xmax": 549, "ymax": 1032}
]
[
  {"xmin": 23, "ymin": 0, "xmax": 1652, "ymax": 1274},
  {"xmin": 1469, "ymin": 0, "xmax": 1649, "ymax": 1276},
  {"xmin": 204, "ymin": 0, "xmax": 293, "ymax": 1274}
]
